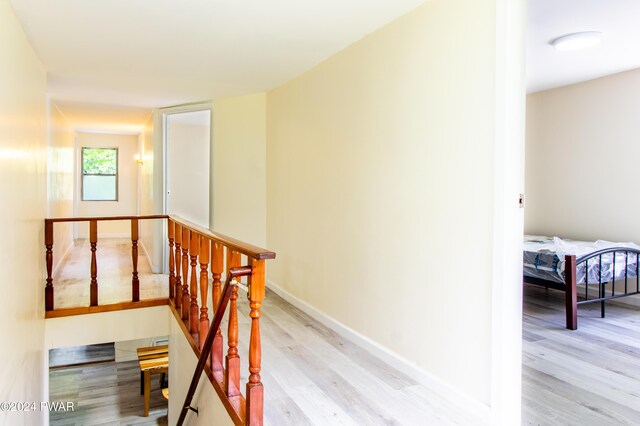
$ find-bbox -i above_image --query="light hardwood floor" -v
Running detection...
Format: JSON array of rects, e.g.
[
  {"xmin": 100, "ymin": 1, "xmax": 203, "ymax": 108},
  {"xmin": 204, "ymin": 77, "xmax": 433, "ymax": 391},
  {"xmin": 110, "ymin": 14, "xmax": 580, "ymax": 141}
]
[
  {"xmin": 53, "ymin": 238, "xmax": 167, "ymax": 309},
  {"xmin": 49, "ymin": 360, "xmax": 168, "ymax": 425},
  {"xmin": 51, "ymin": 239, "xmax": 481, "ymax": 425},
  {"xmin": 522, "ymin": 283, "xmax": 640, "ymax": 426},
  {"xmin": 52, "ymin": 239, "xmax": 640, "ymax": 424},
  {"xmin": 50, "ymin": 343, "xmax": 115, "ymax": 368}
]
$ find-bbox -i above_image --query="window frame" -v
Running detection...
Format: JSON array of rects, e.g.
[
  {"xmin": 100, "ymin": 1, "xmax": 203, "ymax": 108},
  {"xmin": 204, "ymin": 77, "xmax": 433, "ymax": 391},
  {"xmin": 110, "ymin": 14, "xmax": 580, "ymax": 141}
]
[{"xmin": 81, "ymin": 147, "xmax": 119, "ymax": 202}]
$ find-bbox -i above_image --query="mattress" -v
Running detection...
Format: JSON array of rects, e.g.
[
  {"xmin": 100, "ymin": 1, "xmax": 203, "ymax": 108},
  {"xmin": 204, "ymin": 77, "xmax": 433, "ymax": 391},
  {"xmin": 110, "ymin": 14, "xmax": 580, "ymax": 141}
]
[{"xmin": 523, "ymin": 235, "xmax": 640, "ymax": 285}]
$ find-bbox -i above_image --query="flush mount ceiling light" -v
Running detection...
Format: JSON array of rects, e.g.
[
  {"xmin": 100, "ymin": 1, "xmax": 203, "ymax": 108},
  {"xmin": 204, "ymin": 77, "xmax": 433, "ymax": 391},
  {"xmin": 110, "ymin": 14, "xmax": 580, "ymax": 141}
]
[{"xmin": 551, "ymin": 31, "xmax": 603, "ymax": 51}]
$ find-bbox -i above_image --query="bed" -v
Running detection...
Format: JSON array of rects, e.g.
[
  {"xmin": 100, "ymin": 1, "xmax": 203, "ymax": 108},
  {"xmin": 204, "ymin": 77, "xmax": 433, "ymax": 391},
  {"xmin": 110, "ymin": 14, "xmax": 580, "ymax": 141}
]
[{"xmin": 523, "ymin": 235, "xmax": 640, "ymax": 329}]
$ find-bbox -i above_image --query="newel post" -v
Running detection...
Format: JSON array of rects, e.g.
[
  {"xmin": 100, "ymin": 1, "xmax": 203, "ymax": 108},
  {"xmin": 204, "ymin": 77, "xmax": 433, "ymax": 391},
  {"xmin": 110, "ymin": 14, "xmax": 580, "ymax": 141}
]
[
  {"xmin": 45, "ymin": 220, "xmax": 54, "ymax": 311},
  {"xmin": 246, "ymin": 258, "xmax": 265, "ymax": 426}
]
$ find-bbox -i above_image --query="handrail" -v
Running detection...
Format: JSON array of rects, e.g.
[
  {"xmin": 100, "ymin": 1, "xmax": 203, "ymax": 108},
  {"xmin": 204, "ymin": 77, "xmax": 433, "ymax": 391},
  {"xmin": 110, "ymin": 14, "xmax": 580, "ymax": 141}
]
[
  {"xmin": 45, "ymin": 214, "xmax": 169, "ymax": 223},
  {"xmin": 44, "ymin": 214, "xmax": 169, "ymax": 311},
  {"xmin": 45, "ymin": 214, "xmax": 275, "ymax": 261},
  {"xmin": 44, "ymin": 214, "xmax": 275, "ymax": 423},
  {"xmin": 177, "ymin": 266, "xmax": 253, "ymax": 426},
  {"xmin": 170, "ymin": 215, "xmax": 275, "ymax": 260}
]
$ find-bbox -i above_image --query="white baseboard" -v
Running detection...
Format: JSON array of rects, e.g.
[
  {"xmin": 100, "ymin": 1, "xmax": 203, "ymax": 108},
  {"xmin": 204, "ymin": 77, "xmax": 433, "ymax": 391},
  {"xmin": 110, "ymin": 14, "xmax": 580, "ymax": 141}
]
[
  {"xmin": 77, "ymin": 233, "xmax": 131, "ymax": 239},
  {"xmin": 266, "ymin": 279, "xmax": 491, "ymax": 424}
]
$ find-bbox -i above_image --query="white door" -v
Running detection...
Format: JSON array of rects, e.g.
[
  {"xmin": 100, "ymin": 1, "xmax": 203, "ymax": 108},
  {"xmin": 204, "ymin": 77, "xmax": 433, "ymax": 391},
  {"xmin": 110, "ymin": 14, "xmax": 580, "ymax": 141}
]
[{"xmin": 165, "ymin": 109, "xmax": 211, "ymax": 228}]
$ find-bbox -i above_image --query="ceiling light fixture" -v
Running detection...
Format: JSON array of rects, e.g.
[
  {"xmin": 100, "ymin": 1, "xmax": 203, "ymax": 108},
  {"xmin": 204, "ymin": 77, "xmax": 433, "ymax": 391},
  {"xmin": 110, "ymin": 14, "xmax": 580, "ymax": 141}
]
[{"xmin": 551, "ymin": 31, "xmax": 603, "ymax": 51}]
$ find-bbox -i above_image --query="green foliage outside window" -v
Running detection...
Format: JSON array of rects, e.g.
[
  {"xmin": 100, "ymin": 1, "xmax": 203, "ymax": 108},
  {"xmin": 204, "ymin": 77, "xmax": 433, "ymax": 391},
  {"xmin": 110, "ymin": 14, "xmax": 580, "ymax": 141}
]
[{"xmin": 82, "ymin": 148, "xmax": 117, "ymax": 175}]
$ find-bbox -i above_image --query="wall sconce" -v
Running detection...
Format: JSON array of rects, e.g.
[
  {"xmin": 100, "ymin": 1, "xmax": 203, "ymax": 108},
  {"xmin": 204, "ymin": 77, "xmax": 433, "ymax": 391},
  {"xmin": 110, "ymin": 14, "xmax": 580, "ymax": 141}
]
[{"xmin": 135, "ymin": 154, "xmax": 144, "ymax": 165}]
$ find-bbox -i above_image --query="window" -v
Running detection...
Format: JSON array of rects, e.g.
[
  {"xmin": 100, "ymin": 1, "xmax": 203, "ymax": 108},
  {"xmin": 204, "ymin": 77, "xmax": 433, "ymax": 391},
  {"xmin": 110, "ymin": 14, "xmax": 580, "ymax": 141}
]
[{"xmin": 81, "ymin": 147, "xmax": 118, "ymax": 201}]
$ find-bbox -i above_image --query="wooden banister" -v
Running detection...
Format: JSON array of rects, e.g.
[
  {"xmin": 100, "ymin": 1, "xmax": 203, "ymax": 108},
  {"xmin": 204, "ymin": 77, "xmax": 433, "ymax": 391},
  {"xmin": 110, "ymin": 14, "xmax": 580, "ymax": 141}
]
[
  {"xmin": 44, "ymin": 215, "xmax": 169, "ymax": 311},
  {"xmin": 176, "ymin": 266, "xmax": 253, "ymax": 426},
  {"xmin": 45, "ymin": 214, "xmax": 168, "ymax": 223},
  {"xmin": 44, "ymin": 214, "xmax": 275, "ymax": 426},
  {"xmin": 170, "ymin": 215, "xmax": 275, "ymax": 260},
  {"xmin": 167, "ymin": 218, "xmax": 274, "ymax": 426}
]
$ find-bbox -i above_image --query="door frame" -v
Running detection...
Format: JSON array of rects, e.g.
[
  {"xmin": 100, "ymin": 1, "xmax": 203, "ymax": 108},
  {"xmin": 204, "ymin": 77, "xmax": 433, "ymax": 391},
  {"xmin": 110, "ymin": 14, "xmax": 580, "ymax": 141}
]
[{"xmin": 159, "ymin": 101, "xmax": 214, "ymax": 272}]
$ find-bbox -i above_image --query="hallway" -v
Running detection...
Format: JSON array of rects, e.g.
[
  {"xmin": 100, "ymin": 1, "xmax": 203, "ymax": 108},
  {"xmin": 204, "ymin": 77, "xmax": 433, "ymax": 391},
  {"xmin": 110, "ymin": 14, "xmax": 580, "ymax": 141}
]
[{"xmin": 51, "ymin": 239, "xmax": 480, "ymax": 425}]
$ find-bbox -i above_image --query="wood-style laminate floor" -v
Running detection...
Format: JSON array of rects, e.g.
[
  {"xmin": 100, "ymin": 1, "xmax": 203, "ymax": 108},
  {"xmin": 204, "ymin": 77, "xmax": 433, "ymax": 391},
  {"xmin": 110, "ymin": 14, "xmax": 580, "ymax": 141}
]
[
  {"xmin": 522, "ymin": 283, "xmax": 640, "ymax": 426},
  {"xmin": 53, "ymin": 239, "xmax": 167, "ymax": 309},
  {"xmin": 49, "ymin": 360, "xmax": 168, "ymax": 426},
  {"xmin": 53, "ymin": 240, "xmax": 640, "ymax": 424},
  {"xmin": 50, "ymin": 343, "xmax": 115, "ymax": 368},
  {"xmin": 52, "ymin": 239, "xmax": 481, "ymax": 425},
  {"xmin": 246, "ymin": 290, "xmax": 482, "ymax": 426}
]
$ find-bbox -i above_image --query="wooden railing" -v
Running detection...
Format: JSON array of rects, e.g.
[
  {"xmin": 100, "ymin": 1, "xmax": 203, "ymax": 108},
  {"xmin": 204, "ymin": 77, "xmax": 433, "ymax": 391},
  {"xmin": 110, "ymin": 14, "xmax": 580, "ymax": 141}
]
[
  {"xmin": 44, "ymin": 215, "xmax": 169, "ymax": 316},
  {"xmin": 44, "ymin": 214, "xmax": 276, "ymax": 425},
  {"xmin": 168, "ymin": 216, "xmax": 275, "ymax": 426}
]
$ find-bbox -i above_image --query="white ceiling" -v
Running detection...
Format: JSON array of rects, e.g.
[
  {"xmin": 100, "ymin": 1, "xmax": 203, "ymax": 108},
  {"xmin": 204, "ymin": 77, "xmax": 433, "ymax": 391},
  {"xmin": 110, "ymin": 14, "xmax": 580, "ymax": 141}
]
[
  {"xmin": 9, "ymin": 0, "xmax": 427, "ymax": 131},
  {"xmin": 11, "ymin": 0, "xmax": 639, "ymax": 130},
  {"xmin": 527, "ymin": 0, "xmax": 640, "ymax": 93}
]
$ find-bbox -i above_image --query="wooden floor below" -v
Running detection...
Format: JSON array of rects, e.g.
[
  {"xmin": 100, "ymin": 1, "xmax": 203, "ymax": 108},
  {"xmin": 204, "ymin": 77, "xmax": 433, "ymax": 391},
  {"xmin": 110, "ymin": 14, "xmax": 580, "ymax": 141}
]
[
  {"xmin": 49, "ymin": 360, "xmax": 168, "ymax": 426},
  {"xmin": 522, "ymin": 283, "xmax": 640, "ymax": 425}
]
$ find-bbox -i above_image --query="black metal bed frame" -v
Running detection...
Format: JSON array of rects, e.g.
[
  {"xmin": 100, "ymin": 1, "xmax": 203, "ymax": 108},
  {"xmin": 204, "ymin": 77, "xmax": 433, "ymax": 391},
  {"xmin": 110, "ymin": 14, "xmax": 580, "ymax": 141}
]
[{"xmin": 524, "ymin": 248, "xmax": 640, "ymax": 330}]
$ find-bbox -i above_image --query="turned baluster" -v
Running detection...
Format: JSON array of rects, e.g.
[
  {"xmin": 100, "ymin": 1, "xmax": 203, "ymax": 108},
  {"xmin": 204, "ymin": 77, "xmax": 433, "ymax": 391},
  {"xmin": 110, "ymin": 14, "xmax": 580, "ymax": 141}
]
[
  {"xmin": 225, "ymin": 248, "xmax": 242, "ymax": 397},
  {"xmin": 131, "ymin": 219, "xmax": 140, "ymax": 302},
  {"xmin": 246, "ymin": 258, "xmax": 265, "ymax": 426},
  {"xmin": 181, "ymin": 226, "xmax": 190, "ymax": 321},
  {"xmin": 168, "ymin": 219, "xmax": 175, "ymax": 300},
  {"xmin": 89, "ymin": 220, "xmax": 98, "ymax": 306},
  {"xmin": 210, "ymin": 241, "xmax": 224, "ymax": 378},
  {"xmin": 174, "ymin": 223, "xmax": 183, "ymax": 309},
  {"xmin": 45, "ymin": 220, "xmax": 54, "ymax": 311},
  {"xmin": 189, "ymin": 232, "xmax": 200, "ymax": 336},
  {"xmin": 198, "ymin": 237, "xmax": 210, "ymax": 350}
]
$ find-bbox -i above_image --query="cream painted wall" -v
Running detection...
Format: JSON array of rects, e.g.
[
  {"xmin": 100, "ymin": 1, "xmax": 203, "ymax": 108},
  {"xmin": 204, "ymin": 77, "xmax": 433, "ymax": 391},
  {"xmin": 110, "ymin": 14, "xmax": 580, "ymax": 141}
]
[
  {"xmin": 267, "ymin": 0, "xmax": 524, "ymax": 413},
  {"xmin": 47, "ymin": 102, "xmax": 75, "ymax": 272},
  {"xmin": 213, "ymin": 93, "xmax": 267, "ymax": 247},
  {"xmin": 0, "ymin": 1, "xmax": 47, "ymax": 424},
  {"xmin": 44, "ymin": 306, "xmax": 169, "ymax": 349},
  {"xmin": 525, "ymin": 68, "xmax": 640, "ymax": 244},
  {"xmin": 76, "ymin": 132, "xmax": 138, "ymax": 237}
]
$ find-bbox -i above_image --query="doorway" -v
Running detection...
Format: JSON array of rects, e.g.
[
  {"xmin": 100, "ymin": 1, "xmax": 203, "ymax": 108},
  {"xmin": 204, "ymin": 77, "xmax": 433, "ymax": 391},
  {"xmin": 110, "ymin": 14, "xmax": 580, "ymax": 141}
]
[{"xmin": 164, "ymin": 108, "xmax": 211, "ymax": 228}]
